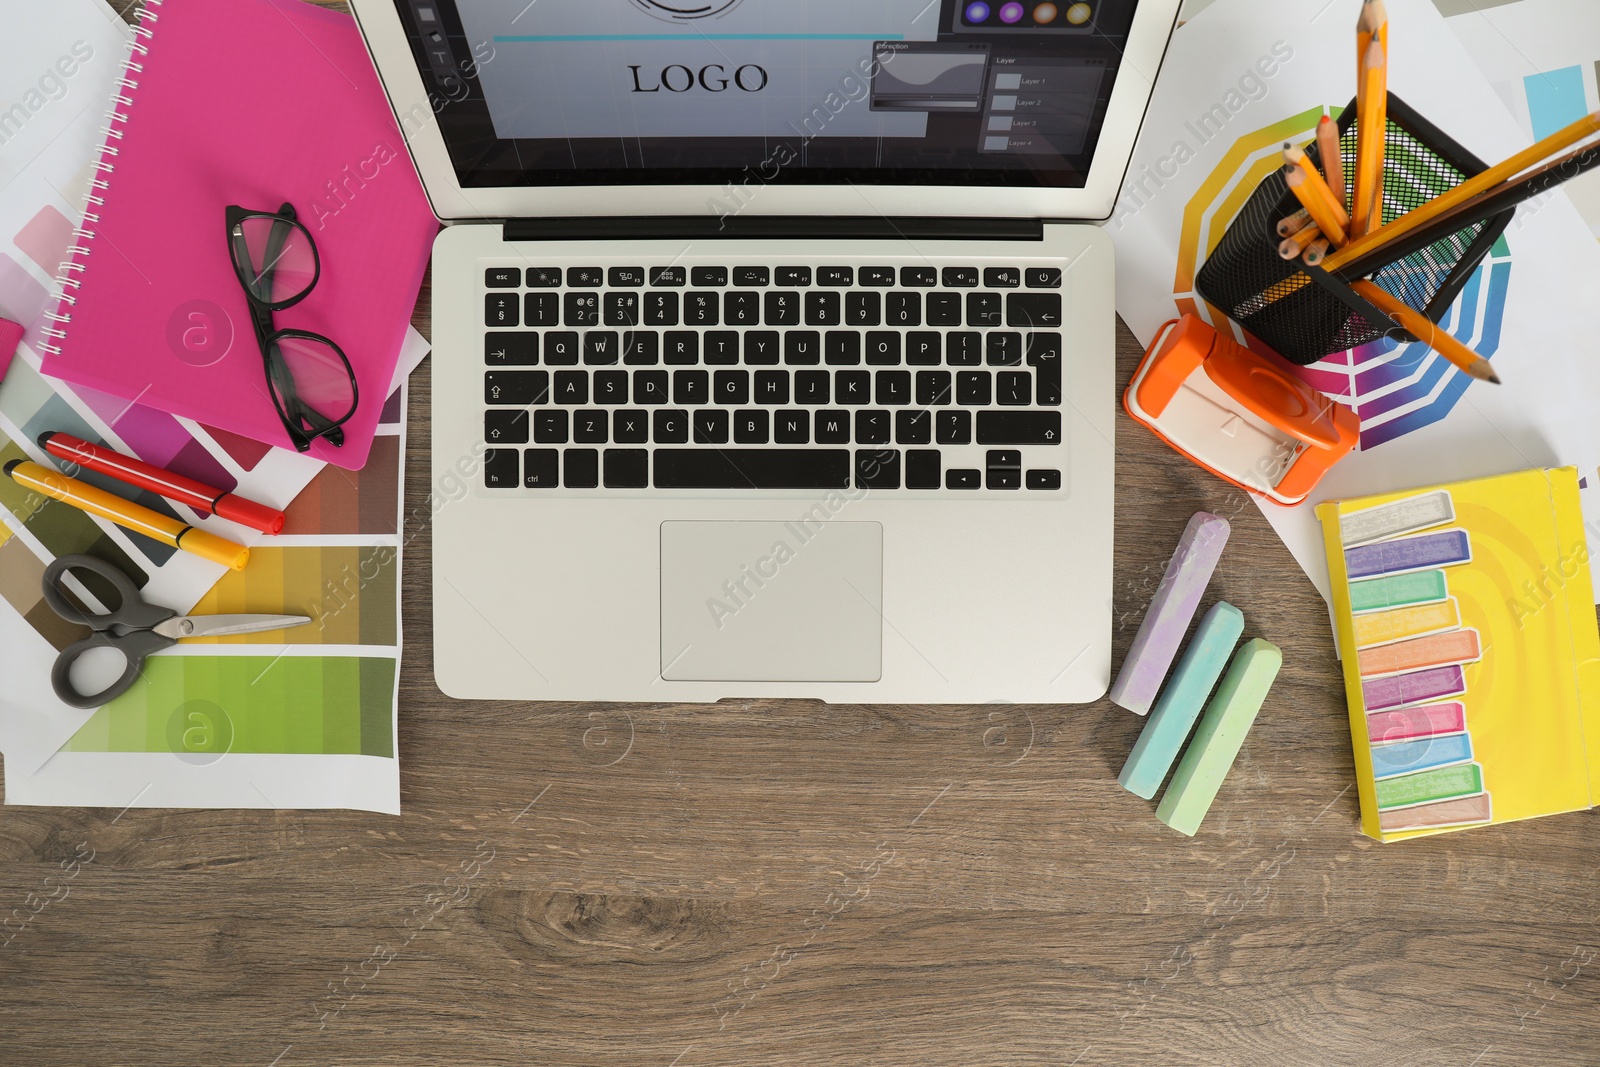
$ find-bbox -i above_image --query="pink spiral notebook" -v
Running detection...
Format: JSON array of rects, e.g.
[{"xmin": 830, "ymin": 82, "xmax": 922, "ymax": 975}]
[{"xmin": 41, "ymin": 0, "xmax": 436, "ymax": 470}]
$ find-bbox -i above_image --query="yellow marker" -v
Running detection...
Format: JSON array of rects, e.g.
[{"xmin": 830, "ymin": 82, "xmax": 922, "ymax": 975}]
[
  {"xmin": 1352, "ymin": 598, "xmax": 1460, "ymax": 648},
  {"xmin": 1352, "ymin": 40, "xmax": 1388, "ymax": 238},
  {"xmin": 5, "ymin": 460, "xmax": 249, "ymax": 570}
]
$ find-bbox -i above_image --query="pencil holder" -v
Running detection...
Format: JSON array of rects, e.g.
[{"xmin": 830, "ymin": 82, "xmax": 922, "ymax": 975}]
[{"xmin": 1194, "ymin": 93, "xmax": 1514, "ymax": 365}]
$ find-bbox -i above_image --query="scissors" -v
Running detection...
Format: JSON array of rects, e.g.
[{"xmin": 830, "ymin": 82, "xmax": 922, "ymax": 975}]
[{"xmin": 43, "ymin": 554, "xmax": 312, "ymax": 709}]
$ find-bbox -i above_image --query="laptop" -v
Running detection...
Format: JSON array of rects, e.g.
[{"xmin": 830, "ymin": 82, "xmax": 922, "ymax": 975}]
[{"xmin": 348, "ymin": 0, "xmax": 1181, "ymax": 703}]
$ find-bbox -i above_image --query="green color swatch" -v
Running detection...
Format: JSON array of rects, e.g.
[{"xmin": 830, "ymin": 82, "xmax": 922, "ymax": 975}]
[
  {"xmin": 1376, "ymin": 762, "xmax": 1484, "ymax": 810},
  {"xmin": 1349, "ymin": 570, "xmax": 1449, "ymax": 613}
]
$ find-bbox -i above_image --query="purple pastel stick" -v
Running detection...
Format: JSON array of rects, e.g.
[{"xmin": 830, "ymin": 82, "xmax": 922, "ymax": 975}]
[
  {"xmin": 1361, "ymin": 665, "xmax": 1466, "ymax": 711},
  {"xmin": 1111, "ymin": 512, "xmax": 1231, "ymax": 715},
  {"xmin": 1346, "ymin": 530, "xmax": 1470, "ymax": 579}
]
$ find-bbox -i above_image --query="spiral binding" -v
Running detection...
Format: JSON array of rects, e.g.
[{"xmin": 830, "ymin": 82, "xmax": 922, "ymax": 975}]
[{"xmin": 39, "ymin": 0, "xmax": 164, "ymax": 356}]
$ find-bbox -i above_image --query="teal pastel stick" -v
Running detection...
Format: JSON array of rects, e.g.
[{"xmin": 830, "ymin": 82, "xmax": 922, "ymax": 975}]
[
  {"xmin": 1155, "ymin": 638, "xmax": 1282, "ymax": 836},
  {"xmin": 1118, "ymin": 602, "xmax": 1244, "ymax": 800}
]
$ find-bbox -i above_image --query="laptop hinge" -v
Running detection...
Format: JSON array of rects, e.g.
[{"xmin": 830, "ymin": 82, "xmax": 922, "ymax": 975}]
[{"xmin": 502, "ymin": 216, "xmax": 1045, "ymax": 242}]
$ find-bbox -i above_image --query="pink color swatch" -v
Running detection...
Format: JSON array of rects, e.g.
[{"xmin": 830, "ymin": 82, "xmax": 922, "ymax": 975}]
[{"xmin": 14, "ymin": 205, "xmax": 74, "ymax": 277}]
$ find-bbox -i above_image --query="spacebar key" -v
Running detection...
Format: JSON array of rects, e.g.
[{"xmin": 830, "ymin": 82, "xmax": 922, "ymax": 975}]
[
  {"xmin": 977, "ymin": 410, "xmax": 1062, "ymax": 444},
  {"xmin": 654, "ymin": 449, "xmax": 851, "ymax": 488}
]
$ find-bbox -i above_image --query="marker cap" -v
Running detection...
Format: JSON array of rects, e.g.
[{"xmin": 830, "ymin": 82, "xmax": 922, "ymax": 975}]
[
  {"xmin": 214, "ymin": 494, "xmax": 286, "ymax": 534},
  {"xmin": 177, "ymin": 527, "xmax": 251, "ymax": 570}
]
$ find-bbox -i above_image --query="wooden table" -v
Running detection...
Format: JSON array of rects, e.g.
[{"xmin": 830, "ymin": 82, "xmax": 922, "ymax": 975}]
[{"xmin": 4, "ymin": 5, "xmax": 1598, "ymax": 1063}]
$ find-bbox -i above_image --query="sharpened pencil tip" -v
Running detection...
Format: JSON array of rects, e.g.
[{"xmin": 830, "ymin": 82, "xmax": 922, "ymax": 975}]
[{"xmin": 1468, "ymin": 359, "xmax": 1500, "ymax": 384}]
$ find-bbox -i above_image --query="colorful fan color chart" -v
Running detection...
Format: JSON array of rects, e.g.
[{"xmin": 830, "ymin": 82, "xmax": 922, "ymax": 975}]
[{"xmin": 1318, "ymin": 469, "xmax": 1600, "ymax": 842}]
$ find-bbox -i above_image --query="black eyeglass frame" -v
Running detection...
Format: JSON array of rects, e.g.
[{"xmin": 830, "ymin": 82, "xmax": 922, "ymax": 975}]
[{"xmin": 225, "ymin": 202, "xmax": 358, "ymax": 453}]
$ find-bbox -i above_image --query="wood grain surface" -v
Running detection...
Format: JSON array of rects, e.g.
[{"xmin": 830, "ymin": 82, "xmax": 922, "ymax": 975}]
[{"xmin": 3, "ymin": 4, "xmax": 1598, "ymax": 1065}]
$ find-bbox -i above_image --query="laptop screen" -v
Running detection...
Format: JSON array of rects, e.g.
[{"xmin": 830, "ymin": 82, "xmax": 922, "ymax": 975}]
[{"xmin": 393, "ymin": 0, "xmax": 1144, "ymax": 190}]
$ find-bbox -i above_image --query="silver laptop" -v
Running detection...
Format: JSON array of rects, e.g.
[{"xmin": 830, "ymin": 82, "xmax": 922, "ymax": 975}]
[{"xmin": 349, "ymin": 0, "xmax": 1180, "ymax": 703}]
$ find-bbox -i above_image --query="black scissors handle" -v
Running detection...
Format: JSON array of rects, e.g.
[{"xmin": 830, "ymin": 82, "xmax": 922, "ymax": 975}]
[
  {"xmin": 43, "ymin": 555, "xmax": 176, "ymax": 709},
  {"xmin": 50, "ymin": 629, "xmax": 173, "ymax": 710}
]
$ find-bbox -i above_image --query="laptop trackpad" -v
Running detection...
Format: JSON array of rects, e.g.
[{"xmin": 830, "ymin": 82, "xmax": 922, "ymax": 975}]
[{"xmin": 661, "ymin": 520, "xmax": 883, "ymax": 682}]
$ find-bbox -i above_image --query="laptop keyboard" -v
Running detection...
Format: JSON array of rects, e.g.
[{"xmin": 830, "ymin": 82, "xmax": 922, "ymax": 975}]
[{"xmin": 481, "ymin": 262, "xmax": 1067, "ymax": 492}]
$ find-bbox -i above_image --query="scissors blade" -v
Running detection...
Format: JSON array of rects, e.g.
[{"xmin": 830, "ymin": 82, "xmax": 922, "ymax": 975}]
[{"xmin": 154, "ymin": 614, "xmax": 314, "ymax": 640}]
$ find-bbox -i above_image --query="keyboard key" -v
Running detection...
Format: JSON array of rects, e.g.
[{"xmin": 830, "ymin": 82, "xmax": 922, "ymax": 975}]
[
  {"xmin": 691, "ymin": 266, "xmax": 727, "ymax": 287},
  {"xmin": 733, "ymin": 266, "xmax": 769, "ymax": 286},
  {"xmin": 553, "ymin": 371, "xmax": 588, "ymax": 405},
  {"xmin": 987, "ymin": 332, "xmax": 1022, "ymax": 366},
  {"xmin": 815, "ymin": 410, "xmax": 850, "ymax": 443},
  {"xmin": 567, "ymin": 267, "xmax": 604, "ymax": 287},
  {"xmin": 906, "ymin": 449, "xmax": 941, "ymax": 488},
  {"xmin": 734, "ymin": 410, "xmax": 769, "ymax": 443},
  {"xmin": 604, "ymin": 292, "xmax": 639, "ymax": 326},
  {"xmin": 987, "ymin": 468, "xmax": 1021, "ymax": 490},
  {"xmin": 956, "ymin": 371, "xmax": 991, "ymax": 406},
  {"xmin": 937, "ymin": 410, "xmax": 972, "ymax": 445},
  {"xmin": 997, "ymin": 371, "xmax": 1031, "ymax": 406},
  {"xmin": 623, "ymin": 331, "xmax": 659, "ymax": 365},
  {"xmin": 947, "ymin": 468, "xmax": 980, "ymax": 489},
  {"xmin": 906, "ymin": 332, "xmax": 941, "ymax": 365},
  {"xmin": 484, "ymin": 448, "xmax": 518, "ymax": 487},
  {"xmin": 525, "ymin": 293, "xmax": 559, "ymax": 327},
  {"xmin": 656, "ymin": 449, "xmax": 850, "ymax": 489},
  {"xmin": 1027, "ymin": 469, "xmax": 1062, "ymax": 490},
  {"xmin": 523, "ymin": 448, "xmax": 559, "ymax": 488},
  {"xmin": 1026, "ymin": 267, "xmax": 1063, "ymax": 288},
  {"xmin": 534, "ymin": 409, "xmax": 568, "ymax": 443},
  {"xmin": 544, "ymin": 332, "xmax": 579, "ymax": 365},
  {"xmin": 836, "ymin": 370, "xmax": 870, "ymax": 405},
  {"xmin": 846, "ymin": 291, "xmax": 881, "ymax": 326},
  {"xmin": 855, "ymin": 409, "xmax": 890, "ymax": 444},
  {"xmin": 942, "ymin": 267, "xmax": 979, "ymax": 287},
  {"xmin": 643, "ymin": 292, "xmax": 679, "ymax": 326},
  {"xmin": 485, "ymin": 293, "xmax": 518, "ymax": 327},
  {"xmin": 485, "ymin": 409, "xmax": 528, "ymax": 445},
  {"xmin": 1027, "ymin": 332, "xmax": 1062, "ymax": 406},
  {"xmin": 886, "ymin": 292, "xmax": 921, "ymax": 327},
  {"xmin": 654, "ymin": 409, "xmax": 689, "ymax": 443},
  {"xmin": 673, "ymin": 369, "xmax": 708, "ymax": 405},
  {"xmin": 715, "ymin": 369, "xmax": 749, "ymax": 405},
  {"xmin": 594, "ymin": 369, "xmax": 628, "ymax": 404},
  {"xmin": 694, "ymin": 409, "xmax": 729, "ymax": 443},
  {"xmin": 861, "ymin": 267, "xmax": 895, "ymax": 287},
  {"xmin": 526, "ymin": 267, "xmax": 562, "ymax": 288},
  {"xmin": 486, "ymin": 370, "xmax": 547, "ymax": 405},
  {"xmin": 896, "ymin": 410, "xmax": 931, "ymax": 444},
  {"xmin": 947, "ymin": 332, "xmax": 982, "ymax": 366},
  {"xmin": 754, "ymin": 370, "xmax": 789, "ymax": 405},
  {"xmin": 876, "ymin": 370, "xmax": 911, "ymax": 405},
  {"xmin": 634, "ymin": 369, "xmax": 669, "ymax": 404},
  {"xmin": 685, "ymin": 292, "xmax": 719, "ymax": 325},
  {"xmin": 865, "ymin": 332, "xmax": 901, "ymax": 365},
  {"xmin": 573, "ymin": 409, "xmax": 608, "ymax": 443},
  {"xmin": 485, "ymin": 332, "xmax": 537, "ymax": 365},
  {"xmin": 664, "ymin": 332, "xmax": 699, "ymax": 364},
  {"xmin": 818, "ymin": 266, "xmax": 853, "ymax": 286},
  {"xmin": 984, "ymin": 267, "xmax": 1020, "ymax": 288},
  {"xmin": 977, "ymin": 410, "xmax": 1062, "ymax": 444},
  {"xmin": 725, "ymin": 291, "xmax": 759, "ymax": 325},
  {"xmin": 805, "ymin": 291, "xmax": 841, "ymax": 326},
  {"xmin": 1007, "ymin": 292, "xmax": 1063, "ymax": 328},
  {"xmin": 584, "ymin": 331, "xmax": 619, "ymax": 365},
  {"xmin": 604, "ymin": 448, "xmax": 649, "ymax": 488},
  {"xmin": 765, "ymin": 291, "xmax": 801, "ymax": 325},
  {"xmin": 744, "ymin": 331, "xmax": 780, "ymax": 365},
  {"xmin": 777, "ymin": 266, "xmax": 812, "ymax": 286},
  {"xmin": 650, "ymin": 266, "xmax": 686, "ymax": 287},
  {"xmin": 986, "ymin": 449, "xmax": 1022, "ymax": 469},
  {"xmin": 565, "ymin": 292, "xmax": 600, "ymax": 327},
  {"xmin": 796, "ymin": 370, "xmax": 830, "ymax": 405},
  {"xmin": 900, "ymin": 266, "xmax": 937, "ymax": 287},
  {"xmin": 775, "ymin": 410, "xmax": 809, "ymax": 443},
  {"xmin": 485, "ymin": 267, "xmax": 520, "ymax": 288},
  {"xmin": 967, "ymin": 292, "xmax": 1001, "ymax": 327},
  {"xmin": 564, "ymin": 448, "xmax": 599, "ymax": 488},
  {"xmin": 609, "ymin": 266, "xmax": 646, "ymax": 288},
  {"xmin": 784, "ymin": 331, "xmax": 820, "ymax": 365},
  {"xmin": 856, "ymin": 449, "xmax": 900, "ymax": 489},
  {"xmin": 825, "ymin": 331, "xmax": 861, "ymax": 365},
  {"xmin": 704, "ymin": 331, "xmax": 739, "ymax": 364},
  {"xmin": 926, "ymin": 292, "xmax": 962, "ymax": 326},
  {"xmin": 916, "ymin": 370, "xmax": 951, "ymax": 406},
  {"xmin": 613, "ymin": 409, "xmax": 648, "ymax": 443}
]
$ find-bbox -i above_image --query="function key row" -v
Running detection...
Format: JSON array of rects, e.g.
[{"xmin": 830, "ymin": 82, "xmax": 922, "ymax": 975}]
[{"xmin": 486, "ymin": 266, "xmax": 1063, "ymax": 290}]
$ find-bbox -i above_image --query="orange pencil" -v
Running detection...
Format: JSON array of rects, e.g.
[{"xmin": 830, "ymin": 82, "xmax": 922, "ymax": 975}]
[
  {"xmin": 1357, "ymin": 0, "xmax": 1388, "ymax": 101},
  {"xmin": 1304, "ymin": 237, "xmax": 1332, "ymax": 266},
  {"xmin": 1284, "ymin": 152, "xmax": 1349, "ymax": 246},
  {"xmin": 1317, "ymin": 111, "xmax": 1347, "ymax": 209},
  {"xmin": 1352, "ymin": 40, "xmax": 1388, "ymax": 237},
  {"xmin": 1279, "ymin": 222, "xmax": 1323, "ymax": 260},
  {"xmin": 1351, "ymin": 280, "xmax": 1499, "ymax": 383},
  {"xmin": 1277, "ymin": 208, "xmax": 1313, "ymax": 237}
]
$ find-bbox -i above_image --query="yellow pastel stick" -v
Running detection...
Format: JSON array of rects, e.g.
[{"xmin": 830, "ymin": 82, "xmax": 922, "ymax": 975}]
[{"xmin": 1352, "ymin": 598, "xmax": 1460, "ymax": 648}]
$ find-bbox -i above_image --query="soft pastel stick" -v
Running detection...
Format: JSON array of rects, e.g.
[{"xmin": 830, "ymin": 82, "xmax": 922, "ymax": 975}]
[
  {"xmin": 1358, "ymin": 630, "xmax": 1481, "ymax": 677},
  {"xmin": 1379, "ymin": 791, "xmax": 1492, "ymax": 833},
  {"xmin": 1118, "ymin": 602, "xmax": 1244, "ymax": 799},
  {"xmin": 1339, "ymin": 490, "xmax": 1455, "ymax": 546},
  {"xmin": 1361, "ymin": 664, "xmax": 1466, "ymax": 711},
  {"xmin": 1348, "ymin": 570, "xmax": 1448, "ymax": 613},
  {"xmin": 1370, "ymin": 732, "xmax": 1473, "ymax": 779},
  {"xmin": 1155, "ymin": 638, "xmax": 1281, "ymax": 836},
  {"xmin": 1375, "ymin": 762, "xmax": 1483, "ymax": 810},
  {"xmin": 1346, "ymin": 529, "xmax": 1471, "ymax": 579},
  {"xmin": 1353, "ymin": 598, "xmax": 1460, "ymax": 648},
  {"xmin": 0, "ymin": 318, "xmax": 20, "ymax": 383},
  {"xmin": 1368, "ymin": 701, "xmax": 1466, "ymax": 744},
  {"xmin": 1111, "ymin": 512, "xmax": 1231, "ymax": 715}
]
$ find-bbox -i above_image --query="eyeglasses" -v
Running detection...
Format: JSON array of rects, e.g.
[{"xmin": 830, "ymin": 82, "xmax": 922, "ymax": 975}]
[{"xmin": 225, "ymin": 203, "xmax": 358, "ymax": 453}]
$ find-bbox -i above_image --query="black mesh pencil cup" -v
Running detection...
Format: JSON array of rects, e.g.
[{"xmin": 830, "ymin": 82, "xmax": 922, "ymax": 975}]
[{"xmin": 1195, "ymin": 93, "xmax": 1514, "ymax": 365}]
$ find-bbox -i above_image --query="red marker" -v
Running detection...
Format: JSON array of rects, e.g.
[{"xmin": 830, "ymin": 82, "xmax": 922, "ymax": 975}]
[{"xmin": 37, "ymin": 431, "xmax": 285, "ymax": 534}]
